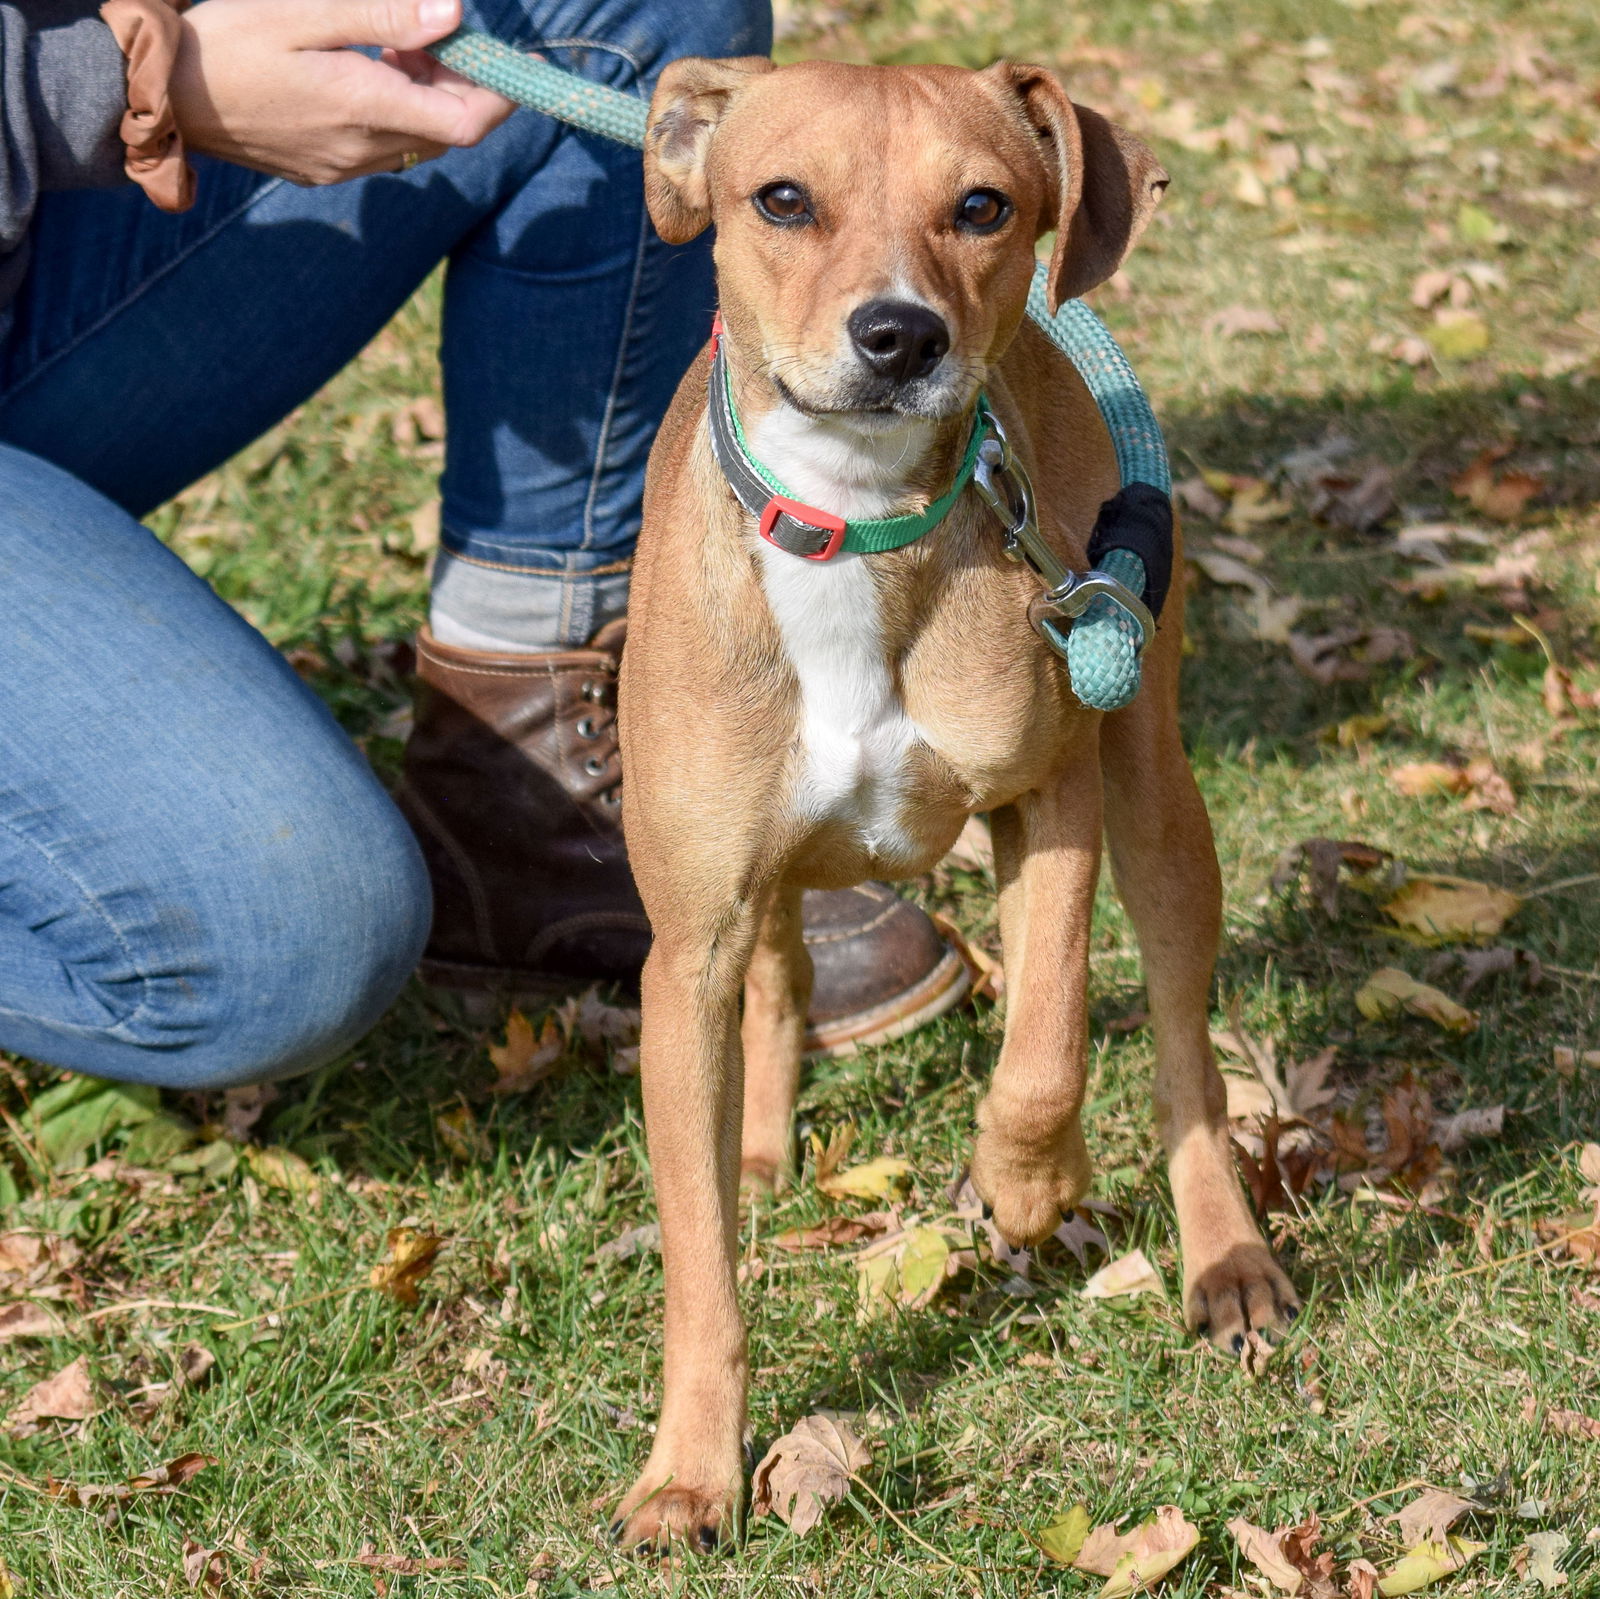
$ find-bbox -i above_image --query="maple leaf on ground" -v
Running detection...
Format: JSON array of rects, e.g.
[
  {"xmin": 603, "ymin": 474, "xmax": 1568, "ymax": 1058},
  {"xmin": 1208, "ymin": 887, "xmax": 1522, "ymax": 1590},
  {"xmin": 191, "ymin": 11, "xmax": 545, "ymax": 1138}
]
[
  {"xmin": 751, "ymin": 1414, "xmax": 871, "ymax": 1536},
  {"xmin": 813, "ymin": 1125, "xmax": 912, "ymax": 1201},
  {"xmin": 1452, "ymin": 449, "xmax": 1543, "ymax": 521},
  {"xmin": 1235, "ymin": 1116, "xmax": 1326, "ymax": 1217},
  {"xmin": 1074, "ymin": 1505, "xmax": 1201, "ymax": 1598},
  {"xmin": 554, "ymin": 986, "xmax": 640, "ymax": 1057},
  {"xmin": 369, "ymin": 1228, "xmax": 444, "ymax": 1306},
  {"xmin": 1394, "ymin": 1490, "xmax": 1478, "ymax": 1546},
  {"xmin": 1424, "ymin": 945, "xmax": 1541, "ymax": 997},
  {"xmin": 488, "ymin": 1009, "xmax": 564, "ymax": 1094},
  {"xmin": 1227, "ymin": 1512, "xmax": 1338, "ymax": 1597},
  {"xmin": 1524, "ymin": 1396, "xmax": 1600, "ymax": 1440}
]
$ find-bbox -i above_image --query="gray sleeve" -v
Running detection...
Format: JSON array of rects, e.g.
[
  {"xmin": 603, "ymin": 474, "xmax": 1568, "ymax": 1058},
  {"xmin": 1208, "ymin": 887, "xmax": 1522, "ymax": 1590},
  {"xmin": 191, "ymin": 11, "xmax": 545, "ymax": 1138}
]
[
  {"xmin": 0, "ymin": 2, "xmax": 128, "ymax": 321},
  {"xmin": 28, "ymin": 10, "xmax": 129, "ymax": 192}
]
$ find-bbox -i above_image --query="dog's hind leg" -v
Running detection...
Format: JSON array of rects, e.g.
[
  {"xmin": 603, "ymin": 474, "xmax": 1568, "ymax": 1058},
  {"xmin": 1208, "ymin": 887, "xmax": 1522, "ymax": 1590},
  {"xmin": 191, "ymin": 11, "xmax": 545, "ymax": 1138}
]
[
  {"xmin": 969, "ymin": 760, "xmax": 1103, "ymax": 1246},
  {"xmin": 739, "ymin": 882, "xmax": 812, "ymax": 1190},
  {"xmin": 1100, "ymin": 655, "xmax": 1300, "ymax": 1352},
  {"xmin": 611, "ymin": 898, "xmax": 761, "ymax": 1552}
]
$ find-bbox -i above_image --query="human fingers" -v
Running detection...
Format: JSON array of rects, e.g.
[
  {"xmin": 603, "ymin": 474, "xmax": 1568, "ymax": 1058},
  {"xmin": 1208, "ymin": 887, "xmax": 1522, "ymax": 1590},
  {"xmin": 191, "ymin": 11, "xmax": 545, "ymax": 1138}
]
[
  {"xmin": 282, "ymin": 0, "xmax": 462, "ymax": 54},
  {"xmin": 355, "ymin": 62, "xmax": 513, "ymax": 147}
]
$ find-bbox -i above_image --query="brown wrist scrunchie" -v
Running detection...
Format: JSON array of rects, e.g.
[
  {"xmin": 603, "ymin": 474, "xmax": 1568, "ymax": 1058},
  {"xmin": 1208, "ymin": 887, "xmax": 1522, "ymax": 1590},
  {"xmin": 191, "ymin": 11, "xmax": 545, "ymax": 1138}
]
[{"xmin": 100, "ymin": 0, "xmax": 196, "ymax": 213}]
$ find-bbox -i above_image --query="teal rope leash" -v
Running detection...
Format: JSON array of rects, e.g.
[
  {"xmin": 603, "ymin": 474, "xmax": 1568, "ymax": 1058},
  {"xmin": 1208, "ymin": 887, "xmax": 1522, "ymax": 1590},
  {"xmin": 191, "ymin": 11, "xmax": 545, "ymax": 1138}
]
[{"xmin": 428, "ymin": 29, "xmax": 1172, "ymax": 711}]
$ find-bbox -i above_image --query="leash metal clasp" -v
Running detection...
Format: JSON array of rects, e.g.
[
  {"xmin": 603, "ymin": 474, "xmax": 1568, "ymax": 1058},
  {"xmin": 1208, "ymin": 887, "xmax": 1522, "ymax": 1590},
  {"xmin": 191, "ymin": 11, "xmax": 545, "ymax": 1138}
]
[{"xmin": 972, "ymin": 410, "xmax": 1155, "ymax": 655}]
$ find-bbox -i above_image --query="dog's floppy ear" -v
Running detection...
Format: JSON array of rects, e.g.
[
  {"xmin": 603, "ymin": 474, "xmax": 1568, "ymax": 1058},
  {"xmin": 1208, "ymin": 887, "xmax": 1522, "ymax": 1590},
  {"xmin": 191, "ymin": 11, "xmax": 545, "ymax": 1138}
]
[
  {"xmin": 992, "ymin": 62, "xmax": 1169, "ymax": 312},
  {"xmin": 644, "ymin": 56, "xmax": 775, "ymax": 244}
]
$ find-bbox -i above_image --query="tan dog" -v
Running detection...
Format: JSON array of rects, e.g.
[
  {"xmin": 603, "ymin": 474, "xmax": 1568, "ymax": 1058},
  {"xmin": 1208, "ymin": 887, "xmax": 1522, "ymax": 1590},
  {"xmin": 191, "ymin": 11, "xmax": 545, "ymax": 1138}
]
[{"xmin": 612, "ymin": 56, "xmax": 1299, "ymax": 1550}]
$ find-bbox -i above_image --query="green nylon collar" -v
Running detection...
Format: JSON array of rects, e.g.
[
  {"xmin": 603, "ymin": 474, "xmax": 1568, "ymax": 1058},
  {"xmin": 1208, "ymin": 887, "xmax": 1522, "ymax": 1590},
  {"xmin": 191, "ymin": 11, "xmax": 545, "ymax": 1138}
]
[{"xmin": 718, "ymin": 355, "xmax": 992, "ymax": 556}]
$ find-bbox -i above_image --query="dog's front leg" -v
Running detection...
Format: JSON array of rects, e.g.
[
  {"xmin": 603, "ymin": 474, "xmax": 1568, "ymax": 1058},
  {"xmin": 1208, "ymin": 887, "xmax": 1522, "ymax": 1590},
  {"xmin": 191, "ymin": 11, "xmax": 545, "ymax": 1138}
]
[
  {"xmin": 739, "ymin": 883, "xmax": 811, "ymax": 1191},
  {"xmin": 969, "ymin": 762, "xmax": 1102, "ymax": 1245},
  {"xmin": 612, "ymin": 912, "xmax": 757, "ymax": 1552}
]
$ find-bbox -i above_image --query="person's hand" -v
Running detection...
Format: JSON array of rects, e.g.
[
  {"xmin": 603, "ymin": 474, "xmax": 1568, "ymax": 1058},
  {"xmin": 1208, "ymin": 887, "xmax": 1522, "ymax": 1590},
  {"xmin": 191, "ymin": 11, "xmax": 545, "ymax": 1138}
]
[{"xmin": 170, "ymin": 0, "xmax": 515, "ymax": 185}]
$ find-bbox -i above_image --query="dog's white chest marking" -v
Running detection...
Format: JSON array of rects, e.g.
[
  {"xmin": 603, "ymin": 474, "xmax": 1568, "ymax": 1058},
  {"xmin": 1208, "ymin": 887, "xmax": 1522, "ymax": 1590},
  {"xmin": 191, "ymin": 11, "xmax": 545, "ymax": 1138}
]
[{"xmin": 748, "ymin": 405, "xmax": 931, "ymax": 859}]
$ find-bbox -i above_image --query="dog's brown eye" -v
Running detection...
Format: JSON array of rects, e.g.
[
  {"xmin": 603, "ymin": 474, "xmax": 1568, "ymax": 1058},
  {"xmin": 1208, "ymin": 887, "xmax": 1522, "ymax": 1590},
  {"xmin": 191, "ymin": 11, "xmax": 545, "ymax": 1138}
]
[
  {"xmin": 956, "ymin": 188, "xmax": 1011, "ymax": 233},
  {"xmin": 754, "ymin": 182, "xmax": 812, "ymax": 224}
]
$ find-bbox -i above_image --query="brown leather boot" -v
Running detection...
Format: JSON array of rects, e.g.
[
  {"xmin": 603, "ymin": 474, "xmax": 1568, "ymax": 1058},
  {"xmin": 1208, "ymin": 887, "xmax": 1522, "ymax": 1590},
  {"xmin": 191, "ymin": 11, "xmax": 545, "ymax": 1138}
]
[{"xmin": 397, "ymin": 626, "xmax": 969, "ymax": 1054}]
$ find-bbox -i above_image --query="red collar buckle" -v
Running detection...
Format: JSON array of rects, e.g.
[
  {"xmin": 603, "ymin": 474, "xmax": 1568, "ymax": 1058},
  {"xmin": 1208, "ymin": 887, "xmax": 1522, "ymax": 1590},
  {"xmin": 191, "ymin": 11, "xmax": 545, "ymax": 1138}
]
[{"xmin": 758, "ymin": 495, "xmax": 848, "ymax": 561}]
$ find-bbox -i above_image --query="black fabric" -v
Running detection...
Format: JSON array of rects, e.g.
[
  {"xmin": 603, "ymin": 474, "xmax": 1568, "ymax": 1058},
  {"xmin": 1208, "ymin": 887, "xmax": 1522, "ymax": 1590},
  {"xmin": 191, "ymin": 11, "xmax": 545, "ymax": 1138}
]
[{"xmin": 1086, "ymin": 480, "xmax": 1174, "ymax": 622}]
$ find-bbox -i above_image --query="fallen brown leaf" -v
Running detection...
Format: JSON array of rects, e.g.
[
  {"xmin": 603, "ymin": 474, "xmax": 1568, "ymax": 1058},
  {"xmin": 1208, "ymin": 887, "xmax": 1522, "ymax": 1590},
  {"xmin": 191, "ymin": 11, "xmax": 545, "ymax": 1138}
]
[
  {"xmin": 1271, "ymin": 838, "xmax": 1397, "ymax": 918},
  {"xmin": 772, "ymin": 1214, "xmax": 895, "ymax": 1251},
  {"xmin": 8, "ymin": 1354, "xmax": 97, "ymax": 1435},
  {"xmin": 46, "ymin": 1452, "xmax": 217, "ymax": 1509},
  {"xmin": 0, "ymin": 1301, "xmax": 67, "ymax": 1341},
  {"xmin": 488, "ymin": 1009, "xmax": 564, "ymax": 1094},
  {"xmin": 369, "ymin": 1228, "xmax": 444, "ymax": 1306},
  {"xmin": 1523, "ymin": 1395, "xmax": 1600, "ymax": 1439},
  {"xmin": 1395, "ymin": 1490, "xmax": 1479, "ymax": 1547},
  {"xmin": 182, "ymin": 1539, "xmax": 226, "ymax": 1592},
  {"xmin": 1209, "ymin": 305, "xmax": 1283, "ymax": 338},
  {"xmin": 1081, "ymin": 1248, "xmax": 1164, "ymax": 1301},
  {"xmin": 1289, "ymin": 625, "xmax": 1414, "ymax": 686},
  {"xmin": 353, "ymin": 1544, "xmax": 467, "ymax": 1574},
  {"xmin": 1227, "ymin": 1512, "xmax": 1338, "ymax": 1598},
  {"xmin": 751, "ymin": 1414, "xmax": 871, "ymax": 1536}
]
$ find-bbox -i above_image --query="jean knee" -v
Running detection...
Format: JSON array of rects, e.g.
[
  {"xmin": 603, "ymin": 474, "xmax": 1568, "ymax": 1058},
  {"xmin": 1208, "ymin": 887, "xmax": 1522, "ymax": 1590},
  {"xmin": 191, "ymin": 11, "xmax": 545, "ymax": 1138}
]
[{"xmin": 116, "ymin": 793, "xmax": 432, "ymax": 1092}]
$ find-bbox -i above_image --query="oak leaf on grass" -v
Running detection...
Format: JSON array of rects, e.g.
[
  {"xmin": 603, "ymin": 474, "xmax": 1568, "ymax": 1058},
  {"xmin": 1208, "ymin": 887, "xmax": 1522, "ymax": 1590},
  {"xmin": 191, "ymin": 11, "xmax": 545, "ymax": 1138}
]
[
  {"xmin": 7, "ymin": 1354, "xmax": 97, "ymax": 1435},
  {"xmin": 751, "ymin": 1414, "xmax": 870, "ymax": 1536}
]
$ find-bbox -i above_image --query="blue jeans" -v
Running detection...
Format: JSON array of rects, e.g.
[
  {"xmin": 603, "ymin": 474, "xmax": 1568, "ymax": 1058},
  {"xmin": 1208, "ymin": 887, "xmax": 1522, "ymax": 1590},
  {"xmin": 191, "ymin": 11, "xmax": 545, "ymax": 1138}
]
[{"xmin": 0, "ymin": 0, "xmax": 769, "ymax": 1089}]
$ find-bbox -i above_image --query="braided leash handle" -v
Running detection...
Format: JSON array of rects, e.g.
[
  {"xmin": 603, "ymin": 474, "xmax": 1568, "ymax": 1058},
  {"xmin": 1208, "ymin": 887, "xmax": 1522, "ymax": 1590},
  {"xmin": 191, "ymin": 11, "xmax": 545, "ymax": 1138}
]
[{"xmin": 428, "ymin": 29, "xmax": 1174, "ymax": 712}]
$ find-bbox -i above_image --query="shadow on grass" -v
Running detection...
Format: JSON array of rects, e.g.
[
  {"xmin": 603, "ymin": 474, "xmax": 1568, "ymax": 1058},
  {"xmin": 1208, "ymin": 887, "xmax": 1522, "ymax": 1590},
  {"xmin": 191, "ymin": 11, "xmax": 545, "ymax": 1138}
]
[{"xmin": 1161, "ymin": 371, "xmax": 1598, "ymax": 753}]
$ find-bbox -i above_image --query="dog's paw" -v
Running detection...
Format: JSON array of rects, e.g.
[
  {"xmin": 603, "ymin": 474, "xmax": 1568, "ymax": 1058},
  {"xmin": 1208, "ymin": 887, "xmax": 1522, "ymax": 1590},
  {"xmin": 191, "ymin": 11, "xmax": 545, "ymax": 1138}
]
[
  {"xmin": 969, "ymin": 1123, "xmax": 1092, "ymax": 1247},
  {"xmin": 1185, "ymin": 1243, "xmax": 1300, "ymax": 1354},
  {"xmin": 738, "ymin": 1153, "xmax": 788, "ymax": 1195},
  {"xmin": 610, "ymin": 1474, "xmax": 737, "ymax": 1557}
]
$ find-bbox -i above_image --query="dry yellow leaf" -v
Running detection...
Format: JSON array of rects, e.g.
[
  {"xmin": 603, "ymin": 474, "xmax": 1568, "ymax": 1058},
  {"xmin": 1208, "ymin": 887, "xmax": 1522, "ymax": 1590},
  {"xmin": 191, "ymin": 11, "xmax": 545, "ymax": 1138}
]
[
  {"xmin": 1389, "ymin": 762, "xmax": 1470, "ymax": 798},
  {"xmin": 1356, "ymin": 968, "xmax": 1477, "ymax": 1033},
  {"xmin": 1378, "ymin": 1536, "xmax": 1486, "ymax": 1595},
  {"xmin": 1081, "ymin": 1248, "xmax": 1165, "ymax": 1302},
  {"xmin": 1383, "ymin": 877, "xmax": 1521, "ymax": 942},
  {"xmin": 369, "ymin": 1228, "xmax": 444, "ymax": 1306},
  {"xmin": 817, "ymin": 1155, "xmax": 912, "ymax": 1201}
]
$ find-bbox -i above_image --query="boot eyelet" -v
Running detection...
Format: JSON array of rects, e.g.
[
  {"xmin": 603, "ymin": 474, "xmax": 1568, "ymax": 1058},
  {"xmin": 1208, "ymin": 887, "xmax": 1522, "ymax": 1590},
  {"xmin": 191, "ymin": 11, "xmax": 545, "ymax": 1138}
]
[
  {"xmin": 584, "ymin": 757, "xmax": 607, "ymax": 777},
  {"xmin": 576, "ymin": 716, "xmax": 598, "ymax": 739},
  {"xmin": 602, "ymin": 789, "xmax": 622, "ymax": 807}
]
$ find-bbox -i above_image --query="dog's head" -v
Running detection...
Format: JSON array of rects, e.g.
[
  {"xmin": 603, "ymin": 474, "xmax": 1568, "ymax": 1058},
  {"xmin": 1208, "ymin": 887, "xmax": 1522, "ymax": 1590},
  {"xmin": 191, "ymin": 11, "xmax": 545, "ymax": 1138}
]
[{"xmin": 644, "ymin": 58, "xmax": 1166, "ymax": 427}]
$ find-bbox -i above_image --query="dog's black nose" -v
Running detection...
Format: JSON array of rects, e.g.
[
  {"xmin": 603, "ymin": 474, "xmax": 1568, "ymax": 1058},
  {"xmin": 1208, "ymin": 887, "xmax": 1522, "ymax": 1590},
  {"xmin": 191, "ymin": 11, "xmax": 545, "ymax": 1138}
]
[{"xmin": 847, "ymin": 299, "xmax": 950, "ymax": 385}]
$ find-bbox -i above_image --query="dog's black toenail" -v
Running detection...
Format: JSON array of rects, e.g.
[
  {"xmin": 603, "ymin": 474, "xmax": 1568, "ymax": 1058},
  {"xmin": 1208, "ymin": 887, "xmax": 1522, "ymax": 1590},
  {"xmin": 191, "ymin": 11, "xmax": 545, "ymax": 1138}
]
[
  {"xmin": 1284, "ymin": 1303, "xmax": 1300, "ymax": 1321},
  {"xmin": 1196, "ymin": 1321, "xmax": 1211, "ymax": 1340},
  {"xmin": 697, "ymin": 1527, "xmax": 717, "ymax": 1553},
  {"xmin": 980, "ymin": 1202, "xmax": 993, "ymax": 1221},
  {"xmin": 608, "ymin": 1520, "xmax": 624, "ymax": 1543},
  {"xmin": 1231, "ymin": 1332, "xmax": 1246, "ymax": 1354}
]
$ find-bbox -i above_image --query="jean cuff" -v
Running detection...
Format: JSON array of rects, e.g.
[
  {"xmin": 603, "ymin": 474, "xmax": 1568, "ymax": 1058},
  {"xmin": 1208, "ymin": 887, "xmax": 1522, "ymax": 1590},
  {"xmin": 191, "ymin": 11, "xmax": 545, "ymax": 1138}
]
[{"xmin": 429, "ymin": 547, "xmax": 631, "ymax": 651}]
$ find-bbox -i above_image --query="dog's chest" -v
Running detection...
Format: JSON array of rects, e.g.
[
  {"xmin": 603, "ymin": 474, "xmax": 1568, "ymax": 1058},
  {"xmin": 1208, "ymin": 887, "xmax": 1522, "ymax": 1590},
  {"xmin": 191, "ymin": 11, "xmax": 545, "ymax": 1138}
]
[{"xmin": 749, "ymin": 409, "xmax": 928, "ymax": 863}]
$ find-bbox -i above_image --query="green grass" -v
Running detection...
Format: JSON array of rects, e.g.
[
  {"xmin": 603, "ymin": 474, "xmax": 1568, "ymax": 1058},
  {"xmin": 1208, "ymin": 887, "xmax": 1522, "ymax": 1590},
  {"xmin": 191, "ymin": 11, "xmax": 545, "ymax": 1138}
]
[{"xmin": 4, "ymin": 0, "xmax": 1600, "ymax": 1590}]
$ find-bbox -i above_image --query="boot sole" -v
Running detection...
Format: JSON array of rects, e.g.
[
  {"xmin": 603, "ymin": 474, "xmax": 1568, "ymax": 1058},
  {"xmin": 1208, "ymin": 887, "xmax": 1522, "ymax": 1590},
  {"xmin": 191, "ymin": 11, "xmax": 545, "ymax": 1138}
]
[{"xmin": 418, "ymin": 945, "xmax": 972, "ymax": 1056}]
